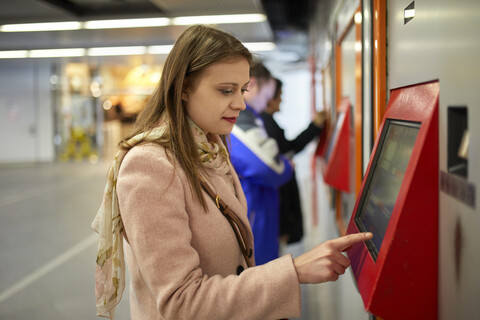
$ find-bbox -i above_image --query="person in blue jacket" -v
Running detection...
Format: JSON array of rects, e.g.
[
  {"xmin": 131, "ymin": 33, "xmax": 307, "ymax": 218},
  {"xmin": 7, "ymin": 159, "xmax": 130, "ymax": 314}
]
[
  {"xmin": 261, "ymin": 78, "xmax": 326, "ymax": 245},
  {"xmin": 230, "ymin": 60, "xmax": 293, "ymax": 265}
]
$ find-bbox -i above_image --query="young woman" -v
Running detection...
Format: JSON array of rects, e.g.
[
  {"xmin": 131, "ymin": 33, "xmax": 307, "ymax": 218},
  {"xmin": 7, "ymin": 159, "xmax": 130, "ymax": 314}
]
[{"xmin": 92, "ymin": 24, "xmax": 372, "ymax": 320}]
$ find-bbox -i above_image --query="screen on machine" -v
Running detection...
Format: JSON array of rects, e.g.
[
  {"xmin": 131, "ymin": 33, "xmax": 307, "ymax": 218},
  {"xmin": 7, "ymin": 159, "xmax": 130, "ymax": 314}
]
[
  {"xmin": 324, "ymin": 111, "xmax": 346, "ymax": 162},
  {"xmin": 354, "ymin": 120, "xmax": 420, "ymax": 260}
]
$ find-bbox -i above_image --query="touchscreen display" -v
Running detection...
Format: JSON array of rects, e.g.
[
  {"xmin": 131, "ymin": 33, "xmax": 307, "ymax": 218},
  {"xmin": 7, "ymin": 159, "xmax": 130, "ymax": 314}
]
[
  {"xmin": 355, "ymin": 120, "xmax": 420, "ymax": 260},
  {"xmin": 324, "ymin": 111, "xmax": 346, "ymax": 162}
]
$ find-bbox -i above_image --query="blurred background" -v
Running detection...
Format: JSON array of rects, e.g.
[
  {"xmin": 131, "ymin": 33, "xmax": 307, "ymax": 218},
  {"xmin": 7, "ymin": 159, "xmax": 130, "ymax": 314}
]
[
  {"xmin": 1, "ymin": 0, "xmax": 479, "ymax": 319},
  {"xmin": 0, "ymin": 1, "xmax": 319, "ymax": 319}
]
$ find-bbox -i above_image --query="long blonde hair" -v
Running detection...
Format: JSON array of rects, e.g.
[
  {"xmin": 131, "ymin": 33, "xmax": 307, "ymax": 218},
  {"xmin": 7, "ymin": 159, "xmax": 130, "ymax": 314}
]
[{"xmin": 120, "ymin": 25, "xmax": 252, "ymax": 208}]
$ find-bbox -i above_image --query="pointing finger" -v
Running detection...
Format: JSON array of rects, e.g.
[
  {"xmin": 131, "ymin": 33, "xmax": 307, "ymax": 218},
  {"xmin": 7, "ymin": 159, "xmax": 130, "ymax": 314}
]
[{"xmin": 332, "ymin": 232, "xmax": 373, "ymax": 252}]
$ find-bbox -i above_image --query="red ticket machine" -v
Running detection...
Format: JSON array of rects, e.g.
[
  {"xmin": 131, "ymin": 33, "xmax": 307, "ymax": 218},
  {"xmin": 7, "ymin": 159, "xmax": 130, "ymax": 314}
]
[
  {"xmin": 318, "ymin": 98, "xmax": 351, "ymax": 192},
  {"xmin": 346, "ymin": 81, "xmax": 439, "ymax": 319}
]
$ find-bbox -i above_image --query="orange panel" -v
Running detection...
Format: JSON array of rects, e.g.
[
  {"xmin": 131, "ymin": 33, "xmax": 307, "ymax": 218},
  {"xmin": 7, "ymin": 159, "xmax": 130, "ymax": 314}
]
[
  {"xmin": 310, "ymin": 53, "xmax": 319, "ymax": 227},
  {"xmin": 334, "ymin": 41, "xmax": 343, "ymax": 234},
  {"xmin": 373, "ymin": 0, "xmax": 387, "ymax": 139},
  {"xmin": 335, "ymin": 43, "xmax": 342, "ymax": 110},
  {"xmin": 355, "ymin": 6, "xmax": 363, "ymax": 195}
]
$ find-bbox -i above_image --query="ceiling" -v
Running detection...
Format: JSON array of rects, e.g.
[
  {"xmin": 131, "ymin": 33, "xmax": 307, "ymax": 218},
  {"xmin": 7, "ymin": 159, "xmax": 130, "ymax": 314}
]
[{"xmin": 0, "ymin": 0, "xmax": 315, "ymax": 61}]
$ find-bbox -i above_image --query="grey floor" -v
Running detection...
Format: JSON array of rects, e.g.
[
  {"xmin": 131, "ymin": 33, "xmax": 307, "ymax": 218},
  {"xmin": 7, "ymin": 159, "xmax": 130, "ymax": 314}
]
[
  {"xmin": 0, "ymin": 160, "xmax": 317, "ymax": 320},
  {"xmin": 0, "ymin": 162, "xmax": 130, "ymax": 320}
]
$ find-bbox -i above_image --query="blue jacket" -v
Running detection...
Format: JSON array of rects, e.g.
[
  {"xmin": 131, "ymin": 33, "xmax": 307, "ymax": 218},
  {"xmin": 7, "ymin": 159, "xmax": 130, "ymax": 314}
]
[{"xmin": 230, "ymin": 105, "xmax": 293, "ymax": 265}]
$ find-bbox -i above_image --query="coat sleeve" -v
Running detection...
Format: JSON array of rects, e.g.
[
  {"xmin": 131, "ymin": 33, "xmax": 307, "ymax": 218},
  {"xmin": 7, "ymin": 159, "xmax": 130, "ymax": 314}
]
[
  {"xmin": 117, "ymin": 145, "xmax": 301, "ymax": 320},
  {"xmin": 261, "ymin": 112, "xmax": 323, "ymax": 155}
]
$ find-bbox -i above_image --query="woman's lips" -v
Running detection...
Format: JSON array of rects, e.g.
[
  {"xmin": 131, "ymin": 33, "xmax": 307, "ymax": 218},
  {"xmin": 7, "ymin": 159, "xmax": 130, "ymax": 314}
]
[{"xmin": 223, "ymin": 117, "xmax": 237, "ymax": 124}]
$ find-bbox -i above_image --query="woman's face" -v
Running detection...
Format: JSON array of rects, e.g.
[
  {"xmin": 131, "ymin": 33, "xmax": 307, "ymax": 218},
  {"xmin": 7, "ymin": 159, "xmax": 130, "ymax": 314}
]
[
  {"xmin": 182, "ymin": 57, "xmax": 250, "ymax": 135},
  {"xmin": 266, "ymin": 89, "xmax": 282, "ymax": 114},
  {"xmin": 255, "ymin": 78, "xmax": 276, "ymax": 113}
]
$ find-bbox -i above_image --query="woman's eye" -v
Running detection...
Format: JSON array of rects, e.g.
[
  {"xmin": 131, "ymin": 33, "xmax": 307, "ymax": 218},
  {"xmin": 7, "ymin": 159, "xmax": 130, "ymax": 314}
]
[
  {"xmin": 222, "ymin": 89, "xmax": 233, "ymax": 95},
  {"xmin": 241, "ymin": 88, "xmax": 249, "ymax": 94}
]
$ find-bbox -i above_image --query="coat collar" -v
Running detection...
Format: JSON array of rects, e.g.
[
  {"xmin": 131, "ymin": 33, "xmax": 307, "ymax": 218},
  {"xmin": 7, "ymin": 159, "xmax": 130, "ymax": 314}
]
[{"xmin": 202, "ymin": 162, "xmax": 252, "ymax": 247}]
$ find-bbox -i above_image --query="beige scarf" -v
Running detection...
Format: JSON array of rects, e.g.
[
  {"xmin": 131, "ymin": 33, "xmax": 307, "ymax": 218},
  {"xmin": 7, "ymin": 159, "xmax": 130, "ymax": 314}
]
[{"xmin": 91, "ymin": 118, "xmax": 233, "ymax": 319}]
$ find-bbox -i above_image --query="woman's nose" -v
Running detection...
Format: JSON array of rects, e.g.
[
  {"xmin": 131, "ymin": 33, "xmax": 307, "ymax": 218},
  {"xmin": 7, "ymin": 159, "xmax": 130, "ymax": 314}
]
[{"xmin": 231, "ymin": 94, "xmax": 246, "ymax": 111}]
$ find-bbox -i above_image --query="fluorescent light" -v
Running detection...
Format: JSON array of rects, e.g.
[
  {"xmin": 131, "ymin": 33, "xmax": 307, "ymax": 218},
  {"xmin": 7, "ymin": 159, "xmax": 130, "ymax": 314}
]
[
  {"xmin": 0, "ymin": 41, "xmax": 275, "ymax": 60},
  {"xmin": 404, "ymin": 9, "xmax": 415, "ymax": 19},
  {"xmin": 243, "ymin": 42, "xmax": 276, "ymax": 52},
  {"xmin": 1, "ymin": 13, "xmax": 266, "ymax": 33},
  {"xmin": 0, "ymin": 50, "xmax": 29, "ymax": 59},
  {"xmin": 147, "ymin": 45, "xmax": 174, "ymax": 54},
  {"xmin": 355, "ymin": 41, "xmax": 362, "ymax": 52},
  {"xmin": 172, "ymin": 14, "xmax": 266, "ymax": 25},
  {"xmin": 0, "ymin": 21, "xmax": 81, "ymax": 32},
  {"xmin": 87, "ymin": 46, "xmax": 147, "ymax": 56},
  {"xmin": 354, "ymin": 12, "xmax": 362, "ymax": 24},
  {"xmin": 29, "ymin": 48, "xmax": 85, "ymax": 58},
  {"xmin": 84, "ymin": 17, "xmax": 170, "ymax": 29}
]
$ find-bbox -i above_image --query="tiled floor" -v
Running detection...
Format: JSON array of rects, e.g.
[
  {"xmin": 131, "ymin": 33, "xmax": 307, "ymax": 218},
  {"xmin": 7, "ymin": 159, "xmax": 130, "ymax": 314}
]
[
  {"xmin": 0, "ymin": 157, "xmax": 347, "ymax": 320},
  {"xmin": 0, "ymin": 162, "xmax": 130, "ymax": 320}
]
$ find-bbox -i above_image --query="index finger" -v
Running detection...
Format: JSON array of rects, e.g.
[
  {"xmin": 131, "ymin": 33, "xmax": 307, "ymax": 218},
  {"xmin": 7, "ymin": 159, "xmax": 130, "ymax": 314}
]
[{"xmin": 331, "ymin": 232, "xmax": 373, "ymax": 252}]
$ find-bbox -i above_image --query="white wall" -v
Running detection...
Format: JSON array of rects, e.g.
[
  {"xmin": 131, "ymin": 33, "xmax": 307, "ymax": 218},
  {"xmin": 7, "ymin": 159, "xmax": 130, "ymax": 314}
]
[
  {"xmin": 388, "ymin": 0, "xmax": 480, "ymax": 319},
  {"xmin": 0, "ymin": 59, "xmax": 54, "ymax": 163}
]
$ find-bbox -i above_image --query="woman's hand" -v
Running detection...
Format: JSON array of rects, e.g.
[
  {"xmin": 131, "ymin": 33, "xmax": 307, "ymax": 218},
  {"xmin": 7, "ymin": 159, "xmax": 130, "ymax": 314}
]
[
  {"xmin": 293, "ymin": 232, "xmax": 373, "ymax": 284},
  {"xmin": 313, "ymin": 111, "xmax": 327, "ymax": 127}
]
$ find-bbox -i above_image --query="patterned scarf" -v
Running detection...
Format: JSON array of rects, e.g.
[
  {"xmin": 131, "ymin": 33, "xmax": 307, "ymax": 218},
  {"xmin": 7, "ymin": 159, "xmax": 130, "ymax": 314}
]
[{"xmin": 91, "ymin": 118, "xmax": 233, "ymax": 319}]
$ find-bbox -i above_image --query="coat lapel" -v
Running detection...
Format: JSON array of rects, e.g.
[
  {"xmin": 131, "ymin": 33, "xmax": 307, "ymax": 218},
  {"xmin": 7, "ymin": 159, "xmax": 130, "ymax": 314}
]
[{"xmin": 203, "ymin": 163, "xmax": 253, "ymax": 247}]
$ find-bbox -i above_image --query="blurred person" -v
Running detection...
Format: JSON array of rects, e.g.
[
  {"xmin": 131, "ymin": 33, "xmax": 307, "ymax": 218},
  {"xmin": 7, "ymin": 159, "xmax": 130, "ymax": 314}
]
[
  {"xmin": 261, "ymin": 78, "xmax": 326, "ymax": 245},
  {"xmin": 230, "ymin": 61, "xmax": 293, "ymax": 265},
  {"xmin": 92, "ymin": 24, "xmax": 372, "ymax": 320}
]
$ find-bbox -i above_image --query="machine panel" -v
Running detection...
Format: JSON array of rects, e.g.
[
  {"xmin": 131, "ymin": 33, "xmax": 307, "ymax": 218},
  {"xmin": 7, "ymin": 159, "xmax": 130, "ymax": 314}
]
[
  {"xmin": 318, "ymin": 98, "xmax": 351, "ymax": 192},
  {"xmin": 346, "ymin": 81, "xmax": 439, "ymax": 320}
]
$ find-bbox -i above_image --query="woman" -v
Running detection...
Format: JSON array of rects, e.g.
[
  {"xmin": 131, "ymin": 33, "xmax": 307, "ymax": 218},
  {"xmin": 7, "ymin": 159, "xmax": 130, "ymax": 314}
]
[{"xmin": 92, "ymin": 24, "xmax": 371, "ymax": 320}]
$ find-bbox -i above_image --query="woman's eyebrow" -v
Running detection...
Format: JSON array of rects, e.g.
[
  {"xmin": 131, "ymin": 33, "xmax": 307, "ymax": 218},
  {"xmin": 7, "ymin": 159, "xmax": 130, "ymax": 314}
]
[{"xmin": 217, "ymin": 81, "xmax": 250, "ymax": 86}]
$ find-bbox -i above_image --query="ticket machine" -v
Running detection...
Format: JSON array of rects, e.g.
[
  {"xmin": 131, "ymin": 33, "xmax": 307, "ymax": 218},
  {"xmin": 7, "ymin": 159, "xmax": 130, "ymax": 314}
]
[
  {"xmin": 346, "ymin": 81, "xmax": 439, "ymax": 319},
  {"xmin": 318, "ymin": 98, "xmax": 351, "ymax": 192}
]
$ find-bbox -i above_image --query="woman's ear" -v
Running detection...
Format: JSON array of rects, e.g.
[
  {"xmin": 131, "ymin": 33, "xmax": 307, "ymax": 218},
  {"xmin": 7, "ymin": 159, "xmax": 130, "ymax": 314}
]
[
  {"xmin": 181, "ymin": 91, "xmax": 188, "ymax": 102},
  {"xmin": 182, "ymin": 78, "xmax": 190, "ymax": 102}
]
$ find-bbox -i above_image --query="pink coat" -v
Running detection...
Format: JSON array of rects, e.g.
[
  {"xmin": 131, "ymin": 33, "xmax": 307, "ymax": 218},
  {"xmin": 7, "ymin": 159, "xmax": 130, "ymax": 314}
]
[{"xmin": 117, "ymin": 143, "xmax": 301, "ymax": 319}]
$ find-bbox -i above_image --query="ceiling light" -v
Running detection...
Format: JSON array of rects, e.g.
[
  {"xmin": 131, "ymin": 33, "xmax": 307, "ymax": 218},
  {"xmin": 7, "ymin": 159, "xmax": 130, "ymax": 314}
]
[
  {"xmin": 0, "ymin": 50, "xmax": 29, "ymax": 59},
  {"xmin": 0, "ymin": 40, "xmax": 275, "ymax": 59},
  {"xmin": 172, "ymin": 14, "xmax": 266, "ymax": 25},
  {"xmin": 243, "ymin": 42, "xmax": 276, "ymax": 52},
  {"xmin": 354, "ymin": 12, "xmax": 362, "ymax": 24},
  {"xmin": 29, "ymin": 48, "xmax": 85, "ymax": 58},
  {"xmin": 87, "ymin": 46, "xmax": 147, "ymax": 56},
  {"xmin": 404, "ymin": 9, "xmax": 416, "ymax": 19},
  {"xmin": 0, "ymin": 21, "xmax": 81, "ymax": 32},
  {"xmin": 84, "ymin": 18, "xmax": 170, "ymax": 29},
  {"xmin": 1, "ymin": 13, "xmax": 266, "ymax": 33},
  {"xmin": 147, "ymin": 45, "xmax": 174, "ymax": 54},
  {"xmin": 355, "ymin": 41, "xmax": 362, "ymax": 52}
]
